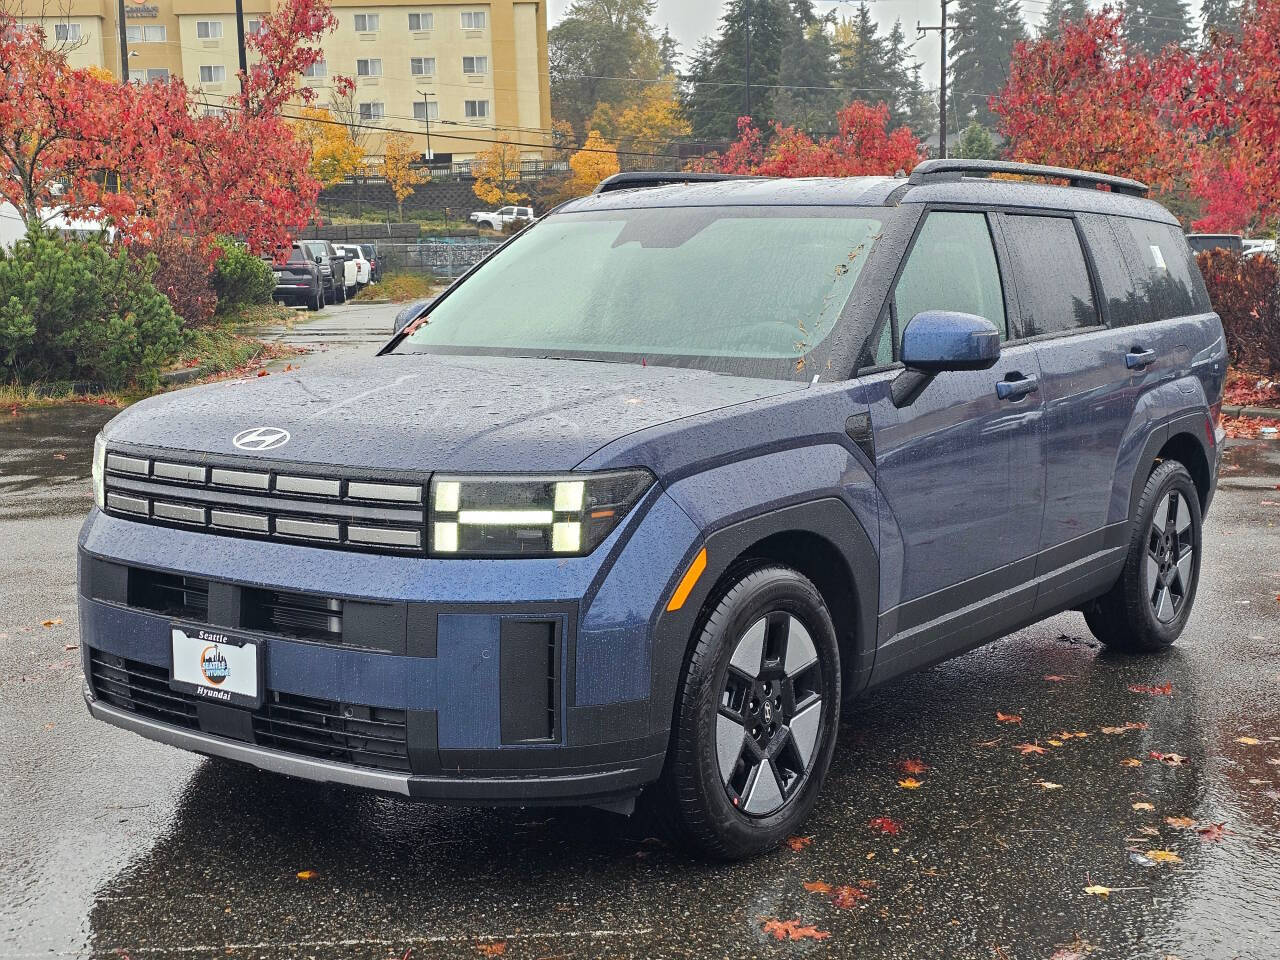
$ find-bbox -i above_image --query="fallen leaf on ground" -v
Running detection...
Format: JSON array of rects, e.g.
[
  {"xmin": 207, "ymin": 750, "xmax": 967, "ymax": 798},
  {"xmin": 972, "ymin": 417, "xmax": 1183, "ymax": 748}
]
[
  {"xmin": 1015, "ymin": 742, "xmax": 1048, "ymax": 755},
  {"xmin": 1164, "ymin": 816, "xmax": 1195, "ymax": 829},
  {"xmin": 762, "ymin": 919, "xmax": 830, "ymax": 941},
  {"xmin": 996, "ymin": 711, "xmax": 1023, "ymax": 724},
  {"xmin": 869, "ymin": 816, "xmax": 902, "ymax": 835},
  {"xmin": 786, "ymin": 835, "xmax": 813, "ymax": 852},
  {"xmin": 1128, "ymin": 682, "xmax": 1174, "ymax": 696},
  {"xmin": 41, "ymin": 618, "xmax": 62, "ymax": 628},
  {"xmin": 475, "ymin": 944, "xmax": 506, "ymax": 958},
  {"xmin": 1121, "ymin": 758, "xmax": 1144, "ymax": 767},
  {"xmin": 1056, "ymin": 731, "xmax": 1089, "ymax": 740},
  {"xmin": 1197, "ymin": 823, "xmax": 1227, "ymax": 842},
  {"xmin": 1235, "ymin": 736, "xmax": 1262, "ymax": 745},
  {"xmin": 295, "ymin": 870, "xmax": 317, "ymax": 880},
  {"xmin": 1083, "ymin": 885, "xmax": 1113, "ymax": 897},
  {"xmin": 831, "ymin": 885, "xmax": 868, "ymax": 908},
  {"xmin": 899, "ymin": 758, "xmax": 929, "ymax": 775},
  {"xmin": 897, "ymin": 777, "xmax": 923, "ymax": 789},
  {"xmin": 1033, "ymin": 781, "xmax": 1064, "ymax": 790},
  {"xmin": 1049, "ymin": 936, "xmax": 1095, "ymax": 960},
  {"xmin": 1048, "ymin": 739, "xmax": 1065, "ymax": 747},
  {"xmin": 1150, "ymin": 751, "xmax": 1190, "ymax": 766},
  {"xmin": 1138, "ymin": 826, "xmax": 1161, "ymax": 837},
  {"xmin": 1043, "ymin": 674, "xmax": 1073, "ymax": 682},
  {"xmin": 1146, "ymin": 850, "xmax": 1183, "ymax": 864},
  {"xmin": 1101, "ymin": 722, "xmax": 1149, "ymax": 734},
  {"xmin": 803, "ymin": 880, "xmax": 833, "ymax": 894},
  {"xmin": 1133, "ymin": 802, "xmax": 1155, "ymax": 811}
]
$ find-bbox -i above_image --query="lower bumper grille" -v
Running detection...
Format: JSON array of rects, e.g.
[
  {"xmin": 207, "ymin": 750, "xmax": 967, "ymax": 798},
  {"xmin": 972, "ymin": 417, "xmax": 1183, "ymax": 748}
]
[{"xmin": 88, "ymin": 652, "xmax": 409, "ymax": 772}]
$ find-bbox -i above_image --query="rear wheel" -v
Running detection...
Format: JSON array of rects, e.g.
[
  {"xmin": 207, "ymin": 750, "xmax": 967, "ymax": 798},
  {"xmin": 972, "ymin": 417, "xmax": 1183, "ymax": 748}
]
[
  {"xmin": 657, "ymin": 565, "xmax": 841, "ymax": 860},
  {"xmin": 309, "ymin": 286, "xmax": 323, "ymax": 311},
  {"xmin": 1084, "ymin": 460, "xmax": 1202, "ymax": 653}
]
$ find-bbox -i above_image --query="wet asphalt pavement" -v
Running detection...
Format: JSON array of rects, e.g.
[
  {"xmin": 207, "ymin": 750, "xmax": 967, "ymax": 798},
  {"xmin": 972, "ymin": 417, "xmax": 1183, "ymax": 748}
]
[{"xmin": 2, "ymin": 301, "xmax": 1279, "ymax": 959}]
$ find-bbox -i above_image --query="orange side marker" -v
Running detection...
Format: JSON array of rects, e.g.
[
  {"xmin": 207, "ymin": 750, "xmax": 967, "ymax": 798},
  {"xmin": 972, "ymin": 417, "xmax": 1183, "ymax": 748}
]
[{"xmin": 666, "ymin": 548, "xmax": 707, "ymax": 612}]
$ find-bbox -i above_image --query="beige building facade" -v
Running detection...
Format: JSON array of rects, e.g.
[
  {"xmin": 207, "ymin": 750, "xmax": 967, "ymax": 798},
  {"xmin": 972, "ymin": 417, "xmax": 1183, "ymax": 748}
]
[{"xmin": 10, "ymin": 0, "xmax": 551, "ymax": 161}]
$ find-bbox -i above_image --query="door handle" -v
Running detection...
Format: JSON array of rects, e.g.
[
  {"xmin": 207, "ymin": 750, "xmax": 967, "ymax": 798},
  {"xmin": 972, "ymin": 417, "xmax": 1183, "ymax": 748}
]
[
  {"xmin": 996, "ymin": 374, "xmax": 1039, "ymax": 401},
  {"xmin": 1125, "ymin": 347, "xmax": 1156, "ymax": 369}
]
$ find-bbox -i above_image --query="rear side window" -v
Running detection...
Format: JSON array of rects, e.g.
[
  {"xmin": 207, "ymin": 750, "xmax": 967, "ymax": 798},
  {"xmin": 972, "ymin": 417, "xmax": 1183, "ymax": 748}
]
[
  {"xmin": 1113, "ymin": 218, "xmax": 1211, "ymax": 319},
  {"xmin": 892, "ymin": 211, "xmax": 1007, "ymax": 350},
  {"xmin": 1002, "ymin": 215, "xmax": 1098, "ymax": 338},
  {"xmin": 1077, "ymin": 214, "xmax": 1148, "ymax": 327}
]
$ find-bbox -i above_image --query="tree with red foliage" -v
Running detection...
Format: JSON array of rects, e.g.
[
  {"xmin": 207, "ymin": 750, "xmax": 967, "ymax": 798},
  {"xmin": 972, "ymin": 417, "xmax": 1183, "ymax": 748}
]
[{"xmin": 700, "ymin": 102, "xmax": 922, "ymax": 177}]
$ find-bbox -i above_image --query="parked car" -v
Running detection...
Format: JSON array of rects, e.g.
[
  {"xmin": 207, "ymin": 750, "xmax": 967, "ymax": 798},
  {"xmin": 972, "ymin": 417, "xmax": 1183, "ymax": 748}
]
[
  {"xmin": 333, "ymin": 243, "xmax": 371, "ymax": 290},
  {"xmin": 1186, "ymin": 233, "xmax": 1243, "ymax": 254},
  {"xmin": 469, "ymin": 205, "xmax": 535, "ymax": 231},
  {"xmin": 300, "ymin": 239, "xmax": 347, "ymax": 304},
  {"xmin": 358, "ymin": 243, "xmax": 382, "ymax": 283},
  {"xmin": 269, "ymin": 243, "xmax": 324, "ymax": 311},
  {"xmin": 82, "ymin": 161, "xmax": 1224, "ymax": 861},
  {"xmin": 1243, "ymin": 238, "xmax": 1276, "ymax": 257}
]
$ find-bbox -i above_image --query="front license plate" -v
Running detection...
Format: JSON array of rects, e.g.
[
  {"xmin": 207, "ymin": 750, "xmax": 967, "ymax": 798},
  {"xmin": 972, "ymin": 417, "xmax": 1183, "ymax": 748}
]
[{"xmin": 170, "ymin": 624, "xmax": 261, "ymax": 709}]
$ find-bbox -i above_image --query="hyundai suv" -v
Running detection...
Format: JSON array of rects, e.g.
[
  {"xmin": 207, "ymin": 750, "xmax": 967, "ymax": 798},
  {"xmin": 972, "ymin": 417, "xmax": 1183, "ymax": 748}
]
[{"xmin": 80, "ymin": 160, "xmax": 1225, "ymax": 860}]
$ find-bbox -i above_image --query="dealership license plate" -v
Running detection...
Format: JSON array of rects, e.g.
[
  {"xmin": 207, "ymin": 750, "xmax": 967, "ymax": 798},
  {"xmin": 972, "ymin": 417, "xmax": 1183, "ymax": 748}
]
[{"xmin": 170, "ymin": 624, "xmax": 261, "ymax": 708}]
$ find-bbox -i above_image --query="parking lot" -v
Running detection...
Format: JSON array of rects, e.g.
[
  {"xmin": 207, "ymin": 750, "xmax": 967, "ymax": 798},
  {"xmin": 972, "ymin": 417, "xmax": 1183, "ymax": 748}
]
[{"xmin": 2, "ymin": 302, "xmax": 1278, "ymax": 959}]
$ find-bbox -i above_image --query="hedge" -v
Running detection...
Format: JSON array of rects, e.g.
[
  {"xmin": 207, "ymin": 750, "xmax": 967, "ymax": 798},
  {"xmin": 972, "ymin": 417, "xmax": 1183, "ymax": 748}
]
[{"xmin": 1197, "ymin": 249, "xmax": 1280, "ymax": 374}]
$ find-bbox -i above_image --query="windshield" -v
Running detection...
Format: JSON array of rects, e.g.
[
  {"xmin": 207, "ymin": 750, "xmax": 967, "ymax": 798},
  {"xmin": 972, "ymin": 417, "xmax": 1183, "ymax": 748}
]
[{"xmin": 395, "ymin": 205, "xmax": 886, "ymax": 379}]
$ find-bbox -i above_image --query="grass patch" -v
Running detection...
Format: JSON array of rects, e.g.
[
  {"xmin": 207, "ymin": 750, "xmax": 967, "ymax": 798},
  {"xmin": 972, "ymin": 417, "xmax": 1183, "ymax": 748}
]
[
  {"xmin": 0, "ymin": 382, "xmax": 133, "ymax": 409},
  {"xmin": 354, "ymin": 272, "xmax": 434, "ymax": 303}
]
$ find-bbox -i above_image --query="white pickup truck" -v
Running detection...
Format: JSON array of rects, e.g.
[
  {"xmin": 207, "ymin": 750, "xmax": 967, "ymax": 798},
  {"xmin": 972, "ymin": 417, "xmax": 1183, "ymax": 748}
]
[{"xmin": 469, "ymin": 205, "xmax": 536, "ymax": 231}]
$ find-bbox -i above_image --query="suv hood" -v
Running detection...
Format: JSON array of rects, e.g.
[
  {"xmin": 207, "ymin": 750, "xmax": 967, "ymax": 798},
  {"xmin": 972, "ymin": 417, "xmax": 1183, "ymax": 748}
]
[{"xmin": 104, "ymin": 354, "xmax": 801, "ymax": 472}]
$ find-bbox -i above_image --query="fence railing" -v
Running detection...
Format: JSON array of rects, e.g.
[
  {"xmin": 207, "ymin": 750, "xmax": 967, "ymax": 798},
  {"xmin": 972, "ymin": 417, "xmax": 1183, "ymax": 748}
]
[{"xmin": 368, "ymin": 239, "xmax": 502, "ymax": 278}]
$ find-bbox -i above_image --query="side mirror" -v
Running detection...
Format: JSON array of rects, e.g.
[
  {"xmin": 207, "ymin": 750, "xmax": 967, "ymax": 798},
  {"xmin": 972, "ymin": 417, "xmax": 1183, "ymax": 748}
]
[
  {"xmin": 892, "ymin": 311, "xmax": 1001, "ymax": 407},
  {"xmin": 394, "ymin": 297, "xmax": 436, "ymax": 334},
  {"xmin": 313, "ymin": 255, "xmax": 323, "ymax": 265}
]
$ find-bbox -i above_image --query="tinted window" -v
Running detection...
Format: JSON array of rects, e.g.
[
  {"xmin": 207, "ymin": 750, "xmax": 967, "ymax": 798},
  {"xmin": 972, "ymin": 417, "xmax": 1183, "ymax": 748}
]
[
  {"xmin": 1077, "ymin": 214, "xmax": 1148, "ymax": 327},
  {"xmin": 893, "ymin": 212, "xmax": 1007, "ymax": 348},
  {"xmin": 1002, "ymin": 215, "xmax": 1098, "ymax": 337},
  {"xmin": 1114, "ymin": 218, "xmax": 1208, "ymax": 319}
]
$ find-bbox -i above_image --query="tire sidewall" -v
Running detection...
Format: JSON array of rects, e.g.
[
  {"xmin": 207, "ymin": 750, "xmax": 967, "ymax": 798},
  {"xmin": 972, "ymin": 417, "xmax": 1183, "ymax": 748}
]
[{"xmin": 1129, "ymin": 463, "xmax": 1202, "ymax": 644}]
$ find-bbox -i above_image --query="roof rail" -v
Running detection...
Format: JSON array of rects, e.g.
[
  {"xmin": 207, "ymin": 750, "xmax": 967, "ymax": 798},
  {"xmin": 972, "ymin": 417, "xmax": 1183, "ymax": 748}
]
[
  {"xmin": 907, "ymin": 159, "xmax": 1149, "ymax": 198},
  {"xmin": 593, "ymin": 171, "xmax": 759, "ymax": 195}
]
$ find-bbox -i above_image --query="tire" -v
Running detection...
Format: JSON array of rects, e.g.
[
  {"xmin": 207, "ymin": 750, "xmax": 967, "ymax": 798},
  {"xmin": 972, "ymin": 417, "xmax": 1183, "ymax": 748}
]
[
  {"xmin": 309, "ymin": 287, "xmax": 322, "ymax": 311},
  {"xmin": 1084, "ymin": 460, "xmax": 1202, "ymax": 653},
  {"xmin": 655, "ymin": 565, "xmax": 841, "ymax": 861}
]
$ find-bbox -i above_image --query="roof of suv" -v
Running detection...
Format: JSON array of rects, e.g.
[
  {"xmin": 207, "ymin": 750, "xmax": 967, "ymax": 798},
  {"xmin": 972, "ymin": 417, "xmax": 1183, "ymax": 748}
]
[{"xmin": 565, "ymin": 165, "xmax": 1178, "ymax": 225}]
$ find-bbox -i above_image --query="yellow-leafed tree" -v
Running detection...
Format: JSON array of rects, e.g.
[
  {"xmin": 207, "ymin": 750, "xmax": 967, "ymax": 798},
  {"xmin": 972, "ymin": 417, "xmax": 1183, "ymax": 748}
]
[
  {"xmin": 294, "ymin": 106, "xmax": 364, "ymax": 188},
  {"xmin": 566, "ymin": 130, "xmax": 620, "ymax": 197},
  {"xmin": 471, "ymin": 136, "xmax": 527, "ymax": 207},
  {"xmin": 588, "ymin": 80, "xmax": 689, "ymax": 159},
  {"xmin": 383, "ymin": 132, "xmax": 428, "ymax": 220}
]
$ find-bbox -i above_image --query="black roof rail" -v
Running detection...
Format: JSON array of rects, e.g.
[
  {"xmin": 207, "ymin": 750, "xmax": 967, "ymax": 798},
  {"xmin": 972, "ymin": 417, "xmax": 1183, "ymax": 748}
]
[
  {"xmin": 593, "ymin": 171, "xmax": 761, "ymax": 194},
  {"xmin": 907, "ymin": 159, "xmax": 1149, "ymax": 198}
]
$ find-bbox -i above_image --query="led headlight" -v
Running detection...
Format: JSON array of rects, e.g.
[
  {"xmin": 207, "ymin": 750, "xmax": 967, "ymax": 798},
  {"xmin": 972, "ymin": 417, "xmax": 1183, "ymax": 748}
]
[
  {"xmin": 91, "ymin": 433, "xmax": 106, "ymax": 510},
  {"xmin": 429, "ymin": 469, "xmax": 654, "ymax": 557}
]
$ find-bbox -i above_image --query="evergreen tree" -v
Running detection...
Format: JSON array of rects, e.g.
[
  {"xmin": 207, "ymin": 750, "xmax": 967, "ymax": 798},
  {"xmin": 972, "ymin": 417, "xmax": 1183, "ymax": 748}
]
[
  {"xmin": 1120, "ymin": 0, "xmax": 1194, "ymax": 56},
  {"xmin": 885, "ymin": 20, "xmax": 935, "ymax": 138},
  {"xmin": 949, "ymin": 0, "xmax": 1027, "ymax": 127},
  {"xmin": 774, "ymin": 19, "xmax": 839, "ymax": 132},
  {"xmin": 1199, "ymin": 0, "xmax": 1241, "ymax": 43},
  {"xmin": 1039, "ymin": 0, "xmax": 1089, "ymax": 38},
  {"xmin": 658, "ymin": 26, "xmax": 680, "ymax": 75},
  {"xmin": 955, "ymin": 121, "xmax": 998, "ymax": 158},
  {"xmin": 835, "ymin": 5, "xmax": 894, "ymax": 104}
]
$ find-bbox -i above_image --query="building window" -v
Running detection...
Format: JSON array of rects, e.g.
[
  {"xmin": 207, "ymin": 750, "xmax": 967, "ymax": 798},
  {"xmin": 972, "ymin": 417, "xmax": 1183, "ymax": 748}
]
[
  {"xmin": 408, "ymin": 12, "xmax": 433, "ymax": 31},
  {"xmin": 413, "ymin": 100, "xmax": 439, "ymax": 122},
  {"xmin": 462, "ymin": 55, "xmax": 488, "ymax": 75},
  {"xmin": 464, "ymin": 99, "xmax": 489, "ymax": 119},
  {"xmin": 53, "ymin": 23, "xmax": 82, "ymax": 43},
  {"xmin": 196, "ymin": 21, "xmax": 223, "ymax": 40},
  {"xmin": 203, "ymin": 105, "xmax": 226, "ymax": 117},
  {"xmin": 353, "ymin": 13, "xmax": 379, "ymax": 32},
  {"xmin": 246, "ymin": 18, "xmax": 263, "ymax": 36},
  {"xmin": 410, "ymin": 57, "xmax": 435, "ymax": 76},
  {"xmin": 356, "ymin": 58, "xmax": 382, "ymax": 77},
  {"xmin": 141, "ymin": 67, "xmax": 170, "ymax": 82},
  {"xmin": 461, "ymin": 11, "xmax": 486, "ymax": 29},
  {"xmin": 358, "ymin": 101, "xmax": 384, "ymax": 121},
  {"xmin": 128, "ymin": 69, "xmax": 146, "ymax": 83},
  {"xmin": 199, "ymin": 65, "xmax": 226, "ymax": 83},
  {"xmin": 128, "ymin": 24, "xmax": 166, "ymax": 42},
  {"xmin": 302, "ymin": 58, "xmax": 326, "ymax": 78}
]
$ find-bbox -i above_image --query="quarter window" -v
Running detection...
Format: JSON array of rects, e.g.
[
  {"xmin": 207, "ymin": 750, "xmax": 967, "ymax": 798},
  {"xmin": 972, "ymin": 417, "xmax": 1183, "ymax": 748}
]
[
  {"xmin": 892, "ymin": 211, "xmax": 1008, "ymax": 356},
  {"xmin": 196, "ymin": 20, "xmax": 223, "ymax": 39},
  {"xmin": 1113, "ymin": 218, "xmax": 1208, "ymax": 320},
  {"xmin": 1001, "ymin": 214, "xmax": 1098, "ymax": 338}
]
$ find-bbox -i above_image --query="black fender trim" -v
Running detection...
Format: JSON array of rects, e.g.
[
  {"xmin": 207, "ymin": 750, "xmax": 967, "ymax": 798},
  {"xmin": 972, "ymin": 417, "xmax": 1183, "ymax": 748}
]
[
  {"xmin": 1127, "ymin": 410, "xmax": 1213, "ymax": 523},
  {"xmin": 647, "ymin": 497, "xmax": 879, "ymax": 738}
]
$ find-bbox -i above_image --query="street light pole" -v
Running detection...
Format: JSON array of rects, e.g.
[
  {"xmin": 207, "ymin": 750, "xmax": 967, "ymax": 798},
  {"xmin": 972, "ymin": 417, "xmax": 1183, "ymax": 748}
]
[
  {"xmin": 743, "ymin": 0, "xmax": 752, "ymax": 119},
  {"xmin": 115, "ymin": 0, "xmax": 130, "ymax": 83},
  {"xmin": 234, "ymin": 0, "xmax": 248, "ymax": 89},
  {"xmin": 917, "ymin": 0, "xmax": 951, "ymax": 158}
]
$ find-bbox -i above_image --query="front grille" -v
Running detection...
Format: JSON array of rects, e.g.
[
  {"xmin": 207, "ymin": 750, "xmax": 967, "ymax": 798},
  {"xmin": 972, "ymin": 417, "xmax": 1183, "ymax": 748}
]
[
  {"xmin": 89, "ymin": 653, "xmax": 410, "ymax": 772},
  {"xmin": 128, "ymin": 570, "xmax": 210, "ymax": 621},
  {"xmin": 243, "ymin": 588, "xmax": 343, "ymax": 643},
  {"xmin": 102, "ymin": 451, "xmax": 426, "ymax": 555}
]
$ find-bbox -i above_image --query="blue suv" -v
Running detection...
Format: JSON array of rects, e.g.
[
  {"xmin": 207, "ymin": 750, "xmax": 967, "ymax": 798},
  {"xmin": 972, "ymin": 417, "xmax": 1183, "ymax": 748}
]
[{"xmin": 81, "ymin": 160, "xmax": 1225, "ymax": 859}]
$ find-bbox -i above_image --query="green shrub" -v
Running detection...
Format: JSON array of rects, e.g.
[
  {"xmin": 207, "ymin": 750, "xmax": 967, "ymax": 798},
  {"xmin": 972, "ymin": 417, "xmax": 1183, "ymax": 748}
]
[
  {"xmin": 211, "ymin": 236, "xmax": 275, "ymax": 314},
  {"xmin": 0, "ymin": 232, "xmax": 184, "ymax": 389}
]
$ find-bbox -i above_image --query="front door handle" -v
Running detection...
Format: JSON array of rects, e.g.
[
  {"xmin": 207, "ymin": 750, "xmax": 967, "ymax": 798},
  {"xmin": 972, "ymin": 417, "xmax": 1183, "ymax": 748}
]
[
  {"xmin": 996, "ymin": 374, "xmax": 1039, "ymax": 401},
  {"xmin": 1125, "ymin": 347, "xmax": 1157, "ymax": 369}
]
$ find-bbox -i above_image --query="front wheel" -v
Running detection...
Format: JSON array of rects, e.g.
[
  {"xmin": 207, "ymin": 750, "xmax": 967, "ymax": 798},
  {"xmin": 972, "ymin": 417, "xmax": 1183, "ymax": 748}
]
[
  {"xmin": 656, "ymin": 565, "xmax": 841, "ymax": 860},
  {"xmin": 1084, "ymin": 460, "xmax": 1202, "ymax": 653}
]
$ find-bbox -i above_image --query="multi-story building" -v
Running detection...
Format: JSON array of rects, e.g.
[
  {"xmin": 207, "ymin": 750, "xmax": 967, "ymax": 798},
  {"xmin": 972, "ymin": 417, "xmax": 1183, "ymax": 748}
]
[{"xmin": 8, "ymin": 0, "xmax": 552, "ymax": 162}]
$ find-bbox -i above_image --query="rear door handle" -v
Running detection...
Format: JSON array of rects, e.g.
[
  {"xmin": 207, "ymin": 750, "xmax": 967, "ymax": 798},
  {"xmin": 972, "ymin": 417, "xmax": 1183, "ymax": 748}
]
[
  {"xmin": 996, "ymin": 374, "xmax": 1039, "ymax": 401},
  {"xmin": 1125, "ymin": 347, "xmax": 1156, "ymax": 369}
]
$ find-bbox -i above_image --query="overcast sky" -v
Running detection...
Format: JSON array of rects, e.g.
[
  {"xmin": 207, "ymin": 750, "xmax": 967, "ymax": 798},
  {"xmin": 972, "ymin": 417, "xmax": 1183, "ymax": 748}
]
[{"xmin": 547, "ymin": 0, "xmax": 1207, "ymax": 89}]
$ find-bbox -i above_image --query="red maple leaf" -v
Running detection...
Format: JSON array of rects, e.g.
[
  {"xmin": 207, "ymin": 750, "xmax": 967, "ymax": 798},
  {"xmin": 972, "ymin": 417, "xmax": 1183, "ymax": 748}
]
[
  {"xmin": 898, "ymin": 758, "xmax": 929, "ymax": 775},
  {"xmin": 761, "ymin": 919, "xmax": 830, "ymax": 941},
  {"xmin": 869, "ymin": 816, "xmax": 902, "ymax": 835},
  {"xmin": 832, "ymin": 885, "xmax": 868, "ymax": 909}
]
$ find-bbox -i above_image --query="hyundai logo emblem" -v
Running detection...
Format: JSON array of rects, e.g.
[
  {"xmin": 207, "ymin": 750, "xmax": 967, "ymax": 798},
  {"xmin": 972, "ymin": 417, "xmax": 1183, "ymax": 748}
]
[{"xmin": 232, "ymin": 427, "xmax": 291, "ymax": 451}]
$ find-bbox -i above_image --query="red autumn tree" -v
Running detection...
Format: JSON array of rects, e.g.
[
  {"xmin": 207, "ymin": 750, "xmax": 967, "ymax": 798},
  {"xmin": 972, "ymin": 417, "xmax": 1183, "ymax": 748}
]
[{"xmin": 699, "ymin": 102, "xmax": 922, "ymax": 177}]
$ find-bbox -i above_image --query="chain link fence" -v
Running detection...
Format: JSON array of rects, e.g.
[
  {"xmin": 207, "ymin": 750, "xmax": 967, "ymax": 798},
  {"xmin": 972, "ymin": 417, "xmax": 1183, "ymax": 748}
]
[{"xmin": 368, "ymin": 239, "xmax": 502, "ymax": 279}]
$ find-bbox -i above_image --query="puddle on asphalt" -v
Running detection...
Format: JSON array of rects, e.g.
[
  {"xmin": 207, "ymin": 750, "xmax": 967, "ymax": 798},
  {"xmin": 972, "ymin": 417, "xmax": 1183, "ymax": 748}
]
[
  {"xmin": 0, "ymin": 406, "xmax": 116, "ymax": 518},
  {"xmin": 1221, "ymin": 438, "xmax": 1280, "ymax": 483}
]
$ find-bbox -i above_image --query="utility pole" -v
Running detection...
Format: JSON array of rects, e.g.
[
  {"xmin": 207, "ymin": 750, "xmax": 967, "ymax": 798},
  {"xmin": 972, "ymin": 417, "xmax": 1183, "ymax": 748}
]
[
  {"xmin": 743, "ymin": 0, "xmax": 752, "ymax": 119},
  {"xmin": 116, "ymin": 0, "xmax": 130, "ymax": 83},
  {"xmin": 417, "ymin": 89, "xmax": 434, "ymax": 159},
  {"xmin": 917, "ymin": 0, "xmax": 950, "ymax": 158},
  {"xmin": 234, "ymin": 0, "xmax": 248, "ymax": 88}
]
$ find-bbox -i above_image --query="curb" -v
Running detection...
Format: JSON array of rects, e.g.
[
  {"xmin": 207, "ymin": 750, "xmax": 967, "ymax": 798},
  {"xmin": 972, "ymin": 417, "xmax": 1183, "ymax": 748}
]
[
  {"xmin": 1223, "ymin": 403, "xmax": 1280, "ymax": 419},
  {"xmin": 160, "ymin": 366, "xmax": 210, "ymax": 386},
  {"xmin": 353, "ymin": 298, "xmax": 392, "ymax": 304}
]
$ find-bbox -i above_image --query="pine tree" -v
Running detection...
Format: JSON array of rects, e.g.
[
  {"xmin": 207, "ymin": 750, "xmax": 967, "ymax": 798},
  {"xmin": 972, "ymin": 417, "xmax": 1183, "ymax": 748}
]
[
  {"xmin": 835, "ymin": 4, "xmax": 894, "ymax": 104},
  {"xmin": 1039, "ymin": 0, "xmax": 1089, "ymax": 38},
  {"xmin": 949, "ymin": 0, "xmax": 1027, "ymax": 127},
  {"xmin": 658, "ymin": 26, "xmax": 680, "ymax": 75},
  {"xmin": 774, "ymin": 19, "xmax": 839, "ymax": 132},
  {"xmin": 1121, "ymin": 0, "xmax": 1194, "ymax": 56},
  {"xmin": 885, "ymin": 19, "xmax": 934, "ymax": 138},
  {"xmin": 955, "ymin": 121, "xmax": 998, "ymax": 159},
  {"xmin": 1199, "ymin": 0, "xmax": 1241, "ymax": 43}
]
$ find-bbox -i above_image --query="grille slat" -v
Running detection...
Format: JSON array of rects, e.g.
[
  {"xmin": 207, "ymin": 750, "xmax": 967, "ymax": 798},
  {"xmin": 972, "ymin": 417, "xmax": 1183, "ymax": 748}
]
[{"xmin": 102, "ymin": 454, "xmax": 427, "ymax": 555}]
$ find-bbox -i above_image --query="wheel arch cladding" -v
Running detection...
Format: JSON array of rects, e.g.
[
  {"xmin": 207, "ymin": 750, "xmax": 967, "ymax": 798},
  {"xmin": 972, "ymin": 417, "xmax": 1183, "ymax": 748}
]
[{"xmin": 647, "ymin": 498, "xmax": 879, "ymax": 738}]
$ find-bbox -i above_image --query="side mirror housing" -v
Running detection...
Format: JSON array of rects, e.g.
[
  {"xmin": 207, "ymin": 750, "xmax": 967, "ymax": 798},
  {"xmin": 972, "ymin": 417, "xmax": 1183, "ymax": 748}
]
[
  {"xmin": 394, "ymin": 297, "xmax": 436, "ymax": 334},
  {"xmin": 892, "ymin": 311, "xmax": 1001, "ymax": 408}
]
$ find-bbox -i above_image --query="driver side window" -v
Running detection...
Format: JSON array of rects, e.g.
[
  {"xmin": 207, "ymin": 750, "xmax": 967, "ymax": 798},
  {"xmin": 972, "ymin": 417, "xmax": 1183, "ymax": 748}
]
[{"xmin": 885, "ymin": 211, "xmax": 1007, "ymax": 362}]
